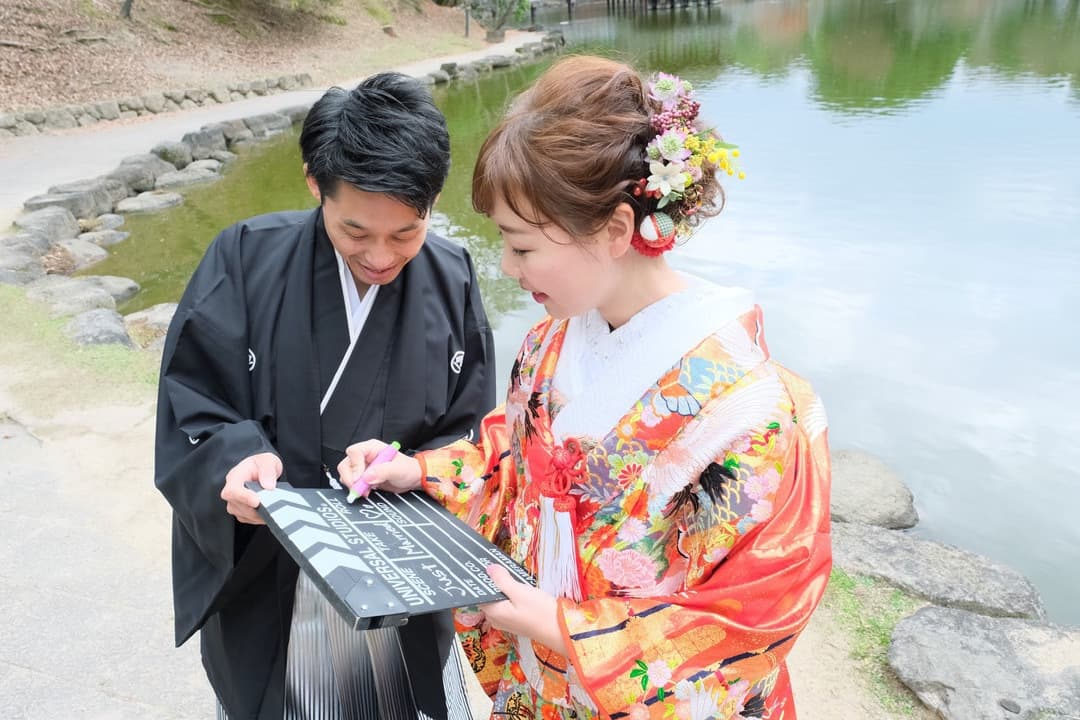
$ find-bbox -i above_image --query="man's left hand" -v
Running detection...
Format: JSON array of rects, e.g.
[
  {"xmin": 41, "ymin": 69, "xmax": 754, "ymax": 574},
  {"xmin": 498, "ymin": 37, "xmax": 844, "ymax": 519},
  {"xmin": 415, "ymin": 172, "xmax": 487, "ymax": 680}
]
[{"xmin": 480, "ymin": 565, "xmax": 568, "ymax": 656}]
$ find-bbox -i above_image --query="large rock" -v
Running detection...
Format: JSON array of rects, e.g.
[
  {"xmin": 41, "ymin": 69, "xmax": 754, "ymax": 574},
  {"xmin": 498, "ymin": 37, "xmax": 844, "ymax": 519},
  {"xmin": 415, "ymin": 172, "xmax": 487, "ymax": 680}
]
[
  {"xmin": 12, "ymin": 120, "xmax": 39, "ymax": 136},
  {"xmin": 65, "ymin": 309, "xmax": 133, "ymax": 347},
  {"xmin": 242, "ymin": 112, "xmax": 292, "ymax": 139},
  {"xmin": 24, "ymin": 191, "xmax": 99, "ymax": 219},
  {"xmin": 106, "ymin": 163, "xmax": 156, "ymax": 193},
  {"xmin": 79, "ymin": 229, "xmax": 129, "ymax": 247},
  {"xmin": 831, "ymin": 522, "xmax": 1045, "ymax": 619},
  {"xmin": 831, "ymin": 449, "xmax": 918, "ymax": 528},
  {"xmin": 1, "ymin": 230, "xmax": 50, "ymax": 253},
  {"xmin": 181, "ymin": 128, "xmax": 228, "ymax": 160},
  {"xmin": 109, "ymin": 154, "xmax": 178, "ymax": 192},
  {"xmin": 81, "ymin": 275, "xmax": 140, "ymax": 303},
  {"xmin": 25, "ymin": 275, "xmax": 116, "ymax": 317},
  {"xmin": 13, "ymin": 206, "xmax": 79, "ymax": 244},
  {"xmin": 155, "ymin": 165, "xmax": 219, "ymax": 190},
  {"xmin": 889, "ymin": 606, "xmax": 1080, "ymax": 720},
  {"xmin": 202, "ymin": 120, "xmax": 255, "ymax": 148},
  {"xmin": 95, "ymin": 100, "xmax": 121, "ymax": 120},
  {"xmin": 121, "ymin": 153, "xmax": 177, "ymax": 175},
  {"xmin": 43, "ymin": 108, "xmax": 78, "ymax": 130},
  {"xmin": 56, "ymin": 238, "xmax": 108, "ymax": 270},
  {"xmin": 151, "ymin": 141, "xmax": 193, "ymax": 169},
  {"xmin": 119, "ymin": 96, "xmax": 145, "ymax": 113},
  {"xmin": 116, "ymin": 191, "xmax": 183, "ymax": 214},
  {"xmin": 142, "ymin": 93, "xmax": 167, "ymax": 114},
  {"xmin": 40, "ymin": 177, "xmax": 130, "ymax": 217},
  {"xmin": 0, "ymin": 247, "xmax": 44, "ymax": 285},
  {"xmin": 125, "ymin": 302, "xmax": 178, "ymax": 348}
]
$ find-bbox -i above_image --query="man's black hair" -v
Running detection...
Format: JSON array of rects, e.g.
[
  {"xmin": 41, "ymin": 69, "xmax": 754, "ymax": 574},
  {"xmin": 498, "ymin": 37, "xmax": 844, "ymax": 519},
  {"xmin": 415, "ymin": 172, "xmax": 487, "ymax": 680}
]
[{"xmin": 299, "ymin": 72, "xmax": 450, "ymax": 217}]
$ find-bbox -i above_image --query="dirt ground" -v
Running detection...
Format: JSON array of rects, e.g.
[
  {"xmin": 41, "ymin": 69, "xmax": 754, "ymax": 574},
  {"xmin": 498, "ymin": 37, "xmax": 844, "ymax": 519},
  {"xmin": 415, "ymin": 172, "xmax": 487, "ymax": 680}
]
[{"xmin": 0, "ymin": 0, "xmax": 487, "ymax": 112}]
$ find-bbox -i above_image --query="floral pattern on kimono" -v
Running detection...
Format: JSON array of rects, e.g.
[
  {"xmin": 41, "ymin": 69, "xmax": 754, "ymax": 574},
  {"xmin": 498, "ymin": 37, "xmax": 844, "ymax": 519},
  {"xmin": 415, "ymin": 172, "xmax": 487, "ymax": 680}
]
[{"xmin": 417, "ymin": 306, "xmax": 832, "ymax": 720}]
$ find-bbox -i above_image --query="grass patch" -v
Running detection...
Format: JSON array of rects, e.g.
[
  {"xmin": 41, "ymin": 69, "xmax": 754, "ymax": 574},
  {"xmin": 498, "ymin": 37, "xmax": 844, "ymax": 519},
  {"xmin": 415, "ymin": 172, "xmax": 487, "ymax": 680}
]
[
  {"xmin": 317, "ymin": 12, "xmax": 348, "ymax": 24},
  {"xmin": 0, "ymin": 285, "xmax": 159, "ymax": 413},
  {"xmin": 823, "ymin": 568, "xmax": 924, "ymax": 715},
  {"xmin": 79, "ymin": 0, "xmax": 105, "ymax": 19},
  {"xmin": 362, "ymin": 0, "xmax": 394, "ymax": 25}
]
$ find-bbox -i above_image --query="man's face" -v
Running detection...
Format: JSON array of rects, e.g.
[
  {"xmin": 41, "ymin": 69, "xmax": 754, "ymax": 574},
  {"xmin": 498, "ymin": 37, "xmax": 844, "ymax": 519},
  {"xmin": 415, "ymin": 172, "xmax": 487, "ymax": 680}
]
[{"xmin": 307, "ymin": 176, "xmax": 430, "ymax": 290}]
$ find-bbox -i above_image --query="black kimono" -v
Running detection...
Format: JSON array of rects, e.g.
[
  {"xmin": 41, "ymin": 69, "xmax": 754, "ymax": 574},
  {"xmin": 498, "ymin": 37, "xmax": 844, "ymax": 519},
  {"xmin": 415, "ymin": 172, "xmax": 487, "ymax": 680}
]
[{"xmin": 154, "ymin": 208, "xmax": 495, "ymax": 719}]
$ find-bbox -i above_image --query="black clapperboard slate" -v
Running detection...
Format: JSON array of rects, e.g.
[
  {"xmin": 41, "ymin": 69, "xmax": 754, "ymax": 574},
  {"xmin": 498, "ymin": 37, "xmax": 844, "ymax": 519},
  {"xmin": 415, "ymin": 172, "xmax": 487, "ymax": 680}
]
[{"xmin": 248, "ymin": 482, "xmax": 533, "ymax": 630}]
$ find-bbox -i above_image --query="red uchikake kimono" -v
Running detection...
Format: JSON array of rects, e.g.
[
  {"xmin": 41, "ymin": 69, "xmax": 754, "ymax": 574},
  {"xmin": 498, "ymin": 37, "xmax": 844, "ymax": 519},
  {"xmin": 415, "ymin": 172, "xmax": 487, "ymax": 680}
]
[{"xmin": 417, "ymin": 306, "xmax": 832, "ymax": 720}]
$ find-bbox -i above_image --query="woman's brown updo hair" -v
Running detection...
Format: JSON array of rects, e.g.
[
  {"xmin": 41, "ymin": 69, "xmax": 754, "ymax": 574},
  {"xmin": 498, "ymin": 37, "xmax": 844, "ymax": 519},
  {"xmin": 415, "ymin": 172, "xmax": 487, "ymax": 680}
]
[{"xmin": 472, "ymin": 55, "xmax": 725, "ymax": 242}]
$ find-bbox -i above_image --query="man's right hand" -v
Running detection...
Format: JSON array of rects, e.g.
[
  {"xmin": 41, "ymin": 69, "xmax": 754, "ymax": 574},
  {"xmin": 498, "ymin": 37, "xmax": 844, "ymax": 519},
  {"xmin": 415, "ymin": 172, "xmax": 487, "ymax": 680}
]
[{"xmin": 221, "ymin": 452, "xmax": 282, "ymax": 524}]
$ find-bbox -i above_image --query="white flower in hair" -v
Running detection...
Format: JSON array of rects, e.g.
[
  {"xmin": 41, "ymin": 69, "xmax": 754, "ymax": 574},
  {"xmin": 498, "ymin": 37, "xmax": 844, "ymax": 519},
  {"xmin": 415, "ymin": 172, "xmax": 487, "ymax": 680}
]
[{"xmin": 646, "ymin": 160, "xmax": 689, "ymax": 198}]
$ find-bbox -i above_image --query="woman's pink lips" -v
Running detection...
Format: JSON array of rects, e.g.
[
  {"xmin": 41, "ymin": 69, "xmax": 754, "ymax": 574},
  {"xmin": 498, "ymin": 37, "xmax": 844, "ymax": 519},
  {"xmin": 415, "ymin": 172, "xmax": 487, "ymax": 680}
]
[{"xmin": 531, "ymin": 291, "xmax": 549, "ymax": 303}]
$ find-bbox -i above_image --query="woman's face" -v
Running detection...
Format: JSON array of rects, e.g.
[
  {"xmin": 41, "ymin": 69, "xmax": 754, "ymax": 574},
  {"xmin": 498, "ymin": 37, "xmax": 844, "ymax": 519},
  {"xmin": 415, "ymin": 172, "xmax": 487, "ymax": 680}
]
[{"xmin": 491, "ymin": 197, "xmax": 619, "ymax": 320}]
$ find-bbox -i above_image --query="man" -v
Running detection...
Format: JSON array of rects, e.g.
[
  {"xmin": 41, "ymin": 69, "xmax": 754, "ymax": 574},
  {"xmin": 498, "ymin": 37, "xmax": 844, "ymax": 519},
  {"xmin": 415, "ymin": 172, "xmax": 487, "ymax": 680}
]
[{"xmin": 154, "ymin": 73, "xmax": 495, "ymax": 720}]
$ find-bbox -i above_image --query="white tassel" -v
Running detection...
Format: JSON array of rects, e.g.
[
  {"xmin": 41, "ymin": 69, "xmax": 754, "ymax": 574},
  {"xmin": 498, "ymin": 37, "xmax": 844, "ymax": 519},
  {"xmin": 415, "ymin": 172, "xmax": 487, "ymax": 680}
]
[{"xmin": 537, "ymin": 495, "xmax": 583, "ymax": 601}]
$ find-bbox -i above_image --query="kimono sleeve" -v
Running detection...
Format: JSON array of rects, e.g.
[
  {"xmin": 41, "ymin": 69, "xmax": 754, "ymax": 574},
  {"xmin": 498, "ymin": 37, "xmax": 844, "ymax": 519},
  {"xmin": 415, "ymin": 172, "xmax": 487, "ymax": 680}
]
[
  {"xmin": 416, "ymin": 406, "xmax": 517, "ymax": 698},
  {"xmin": 154, "ymin": 228, "xmax": 277, "ymax": 636},
  {"xmin": 416, "ymin": 405, "xmax": 513, "ymax": 543},
  {"xmin": 559, "ymin": 370, "xmax": 833, "ymax": 718}
]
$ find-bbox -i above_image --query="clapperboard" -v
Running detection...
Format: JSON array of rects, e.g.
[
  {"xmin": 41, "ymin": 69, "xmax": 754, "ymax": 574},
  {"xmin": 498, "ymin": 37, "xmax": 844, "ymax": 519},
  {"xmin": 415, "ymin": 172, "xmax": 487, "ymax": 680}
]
[{"xmin": 248, "ymin": 482, "xmax": 533, "ymax": 630}]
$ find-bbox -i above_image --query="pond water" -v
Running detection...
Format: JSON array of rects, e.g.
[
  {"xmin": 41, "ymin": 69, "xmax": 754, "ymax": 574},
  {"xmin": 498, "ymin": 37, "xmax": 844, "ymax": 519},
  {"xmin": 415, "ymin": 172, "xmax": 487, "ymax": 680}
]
[{"xmin": 90, "ymin": 0, "xmax": 1080, "ymax": 622}]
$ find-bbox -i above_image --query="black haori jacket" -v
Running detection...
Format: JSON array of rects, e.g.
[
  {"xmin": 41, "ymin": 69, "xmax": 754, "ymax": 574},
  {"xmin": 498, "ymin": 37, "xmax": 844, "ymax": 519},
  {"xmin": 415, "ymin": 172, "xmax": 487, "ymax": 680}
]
[{"xmin": 154, "ymin": 208, "xmax": 495, "ymax": 719}]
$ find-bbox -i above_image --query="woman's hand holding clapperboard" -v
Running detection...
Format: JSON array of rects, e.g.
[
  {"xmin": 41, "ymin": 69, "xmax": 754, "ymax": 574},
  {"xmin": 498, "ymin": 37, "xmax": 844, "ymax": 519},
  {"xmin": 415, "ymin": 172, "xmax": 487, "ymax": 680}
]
[
  {"xmin": 340, "ymin": 437, "xmax": 562, "ymax": 652},
  {"xmin": 345, "ymin": 441, "xmax": 401, "ymax": 502},
  {"xmin": 339, "ymin": 439, "xmax": 423, "ymax": 499}
]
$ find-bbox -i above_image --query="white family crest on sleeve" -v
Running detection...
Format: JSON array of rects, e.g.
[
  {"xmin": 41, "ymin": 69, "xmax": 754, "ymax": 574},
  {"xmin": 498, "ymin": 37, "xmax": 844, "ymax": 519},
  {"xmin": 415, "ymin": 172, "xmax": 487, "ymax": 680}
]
[
  {"xmin": 450, "ymin": 350, "xmax": 464, "ymax": 374},
  {"xmin": 248, "ymin": 348, "xmax": 257, "ymax": 372}
]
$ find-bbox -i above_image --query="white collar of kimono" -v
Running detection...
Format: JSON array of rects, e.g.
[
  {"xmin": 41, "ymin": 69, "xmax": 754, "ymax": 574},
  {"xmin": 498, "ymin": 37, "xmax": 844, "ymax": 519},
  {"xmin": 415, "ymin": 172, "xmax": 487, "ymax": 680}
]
[
  {"xmin": 319, "ymin": 250, "xmax": 380, "ymax": 415},
  {"xmin": 551, "ymin": 277, "xmax": 754, "ymax": 442}
]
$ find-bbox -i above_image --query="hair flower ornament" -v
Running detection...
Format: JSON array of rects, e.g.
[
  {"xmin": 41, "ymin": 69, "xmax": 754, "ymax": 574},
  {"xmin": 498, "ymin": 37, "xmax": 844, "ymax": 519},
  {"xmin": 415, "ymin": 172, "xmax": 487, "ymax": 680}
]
[{"xmin": 630, "ymin": 71, "xmax": 744, "ymax": 257}]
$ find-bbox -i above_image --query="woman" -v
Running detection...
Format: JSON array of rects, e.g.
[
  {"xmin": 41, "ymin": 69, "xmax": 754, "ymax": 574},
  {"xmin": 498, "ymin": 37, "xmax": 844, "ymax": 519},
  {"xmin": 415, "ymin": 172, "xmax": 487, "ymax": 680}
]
[{"xmin": 342, "ymin": 56, "xmax": 832, "ymax": 720}]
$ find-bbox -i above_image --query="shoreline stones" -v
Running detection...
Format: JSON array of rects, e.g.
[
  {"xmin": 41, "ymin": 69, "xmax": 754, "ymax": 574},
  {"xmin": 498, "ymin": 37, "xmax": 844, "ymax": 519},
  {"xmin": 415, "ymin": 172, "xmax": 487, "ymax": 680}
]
[
  {"xmin": 423, "ymin": 30, "xmax": 564, "ymax": 86},
  {"xmin": 831, "ymin": 449, "xmax": 918, "ymax": 528},
  {"xmin": 888, "ymin": 606, "xmax": 1080, "ymax": 719},
  {"xmin": 3, "ymin": 105, "xmax": 311, "ymax": 346},
  {"xmin": 832, "ymin": 520, "xmax": 1045, "ymax": 619},
  {"xmin": 65, "ymin": 308, "xmax": 134, "ymax": 347},
  {"xmin": 830, "ymin": 447, "xmax": 1075, "ymax": 719},
  {"xmin": 0, "ymin": 73, "xmax": 315, "ymax": 137}
]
